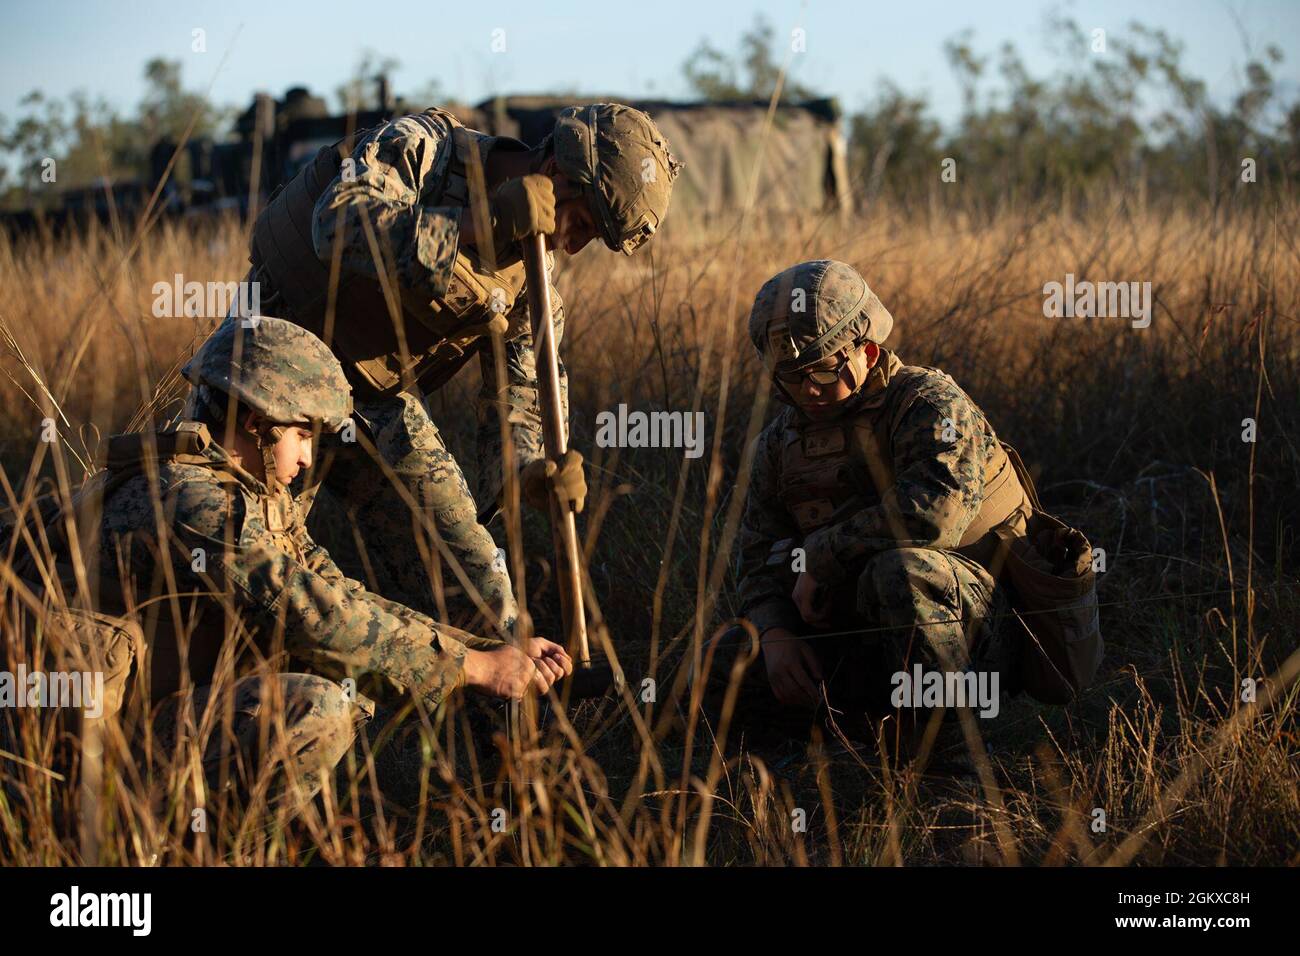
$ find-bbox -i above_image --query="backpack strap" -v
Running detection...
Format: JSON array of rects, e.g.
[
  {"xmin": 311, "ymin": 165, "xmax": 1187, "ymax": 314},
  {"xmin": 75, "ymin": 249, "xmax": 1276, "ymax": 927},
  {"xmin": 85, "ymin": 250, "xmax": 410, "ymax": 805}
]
[
  {"xmin": 100, "ymin": 420, "xmax": 225, "ymax": 472},
  {"xmin": 999, "ymin": 442, "xmax": 1042, "ymax": 512},
  {"xmin": 37, "ymin": 422, "xmax": 240, "ymax": 576},
  {"xmin": 955, "ymin": 441, "xmax": 1029, "ymax": 549}
]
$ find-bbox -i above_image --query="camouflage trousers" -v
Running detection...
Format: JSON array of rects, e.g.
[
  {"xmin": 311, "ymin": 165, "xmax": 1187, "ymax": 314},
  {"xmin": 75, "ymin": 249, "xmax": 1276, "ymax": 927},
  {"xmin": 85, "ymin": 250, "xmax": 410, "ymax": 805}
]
[
  {"xmin": 698, "ymin": 546, "xmax": 1017, "ymax": 746},
  {"xmin": 151, "ymin": 673, "xmax": 370, "ymax": 813},
  {"xmin": 306, "ymin": 390, "xmax": 515, "ymax": 635}
]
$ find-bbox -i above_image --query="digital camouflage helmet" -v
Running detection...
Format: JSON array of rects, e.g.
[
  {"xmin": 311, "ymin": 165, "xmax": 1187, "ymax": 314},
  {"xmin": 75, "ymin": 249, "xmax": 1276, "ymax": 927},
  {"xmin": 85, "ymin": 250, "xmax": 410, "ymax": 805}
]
[
  {"xmin": 748, "ymin": 259, "xmax": 894, "ymax": 392},
  {"xmin": 182, "ymin": 316, "xmax": 353, "ymax": 433},
  {"xmin": 550, "ymin": 103, "xmax": 682, "ymax": 255}
]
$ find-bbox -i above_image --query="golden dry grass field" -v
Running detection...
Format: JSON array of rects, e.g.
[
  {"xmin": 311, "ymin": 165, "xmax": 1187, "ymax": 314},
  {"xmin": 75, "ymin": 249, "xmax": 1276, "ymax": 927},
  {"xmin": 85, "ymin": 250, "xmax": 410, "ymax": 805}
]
[{"xmin": 1, "ymin": 194, "xmax": 1297, "ymax": 866}]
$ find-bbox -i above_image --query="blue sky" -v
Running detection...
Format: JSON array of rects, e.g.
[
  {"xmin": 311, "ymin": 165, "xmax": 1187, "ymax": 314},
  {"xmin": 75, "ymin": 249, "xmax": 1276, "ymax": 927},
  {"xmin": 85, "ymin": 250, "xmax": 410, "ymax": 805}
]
[{"xmin": 2, "ymin": 0, "xmax": 1297, "ymax": 131}]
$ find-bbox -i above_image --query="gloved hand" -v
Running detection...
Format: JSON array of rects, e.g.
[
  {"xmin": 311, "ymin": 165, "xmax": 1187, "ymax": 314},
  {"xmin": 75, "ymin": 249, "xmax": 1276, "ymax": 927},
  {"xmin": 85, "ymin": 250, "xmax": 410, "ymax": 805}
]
[
  {"xmin": 521, "ymin": 449, "xmax": 586, "ymax": 514},
  {"xmin": 490, "ymin": 174, "xmax": 556, "ymax": 255}
]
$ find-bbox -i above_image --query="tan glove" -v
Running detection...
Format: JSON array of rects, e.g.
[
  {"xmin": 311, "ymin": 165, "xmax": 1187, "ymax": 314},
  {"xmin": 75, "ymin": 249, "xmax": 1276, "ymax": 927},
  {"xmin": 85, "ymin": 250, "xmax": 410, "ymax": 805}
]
[
  {"xmin": 490, "ymin": 174, "xmax": 556, "ymax": 254},
  {"xmin": 521, "ymin": 450, "xmax": 586, "ymax": 514}
]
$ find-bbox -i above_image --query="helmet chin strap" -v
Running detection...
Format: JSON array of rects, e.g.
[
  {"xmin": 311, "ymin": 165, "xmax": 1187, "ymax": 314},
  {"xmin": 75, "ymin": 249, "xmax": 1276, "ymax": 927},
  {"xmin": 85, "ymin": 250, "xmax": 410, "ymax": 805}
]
[
  {"xmin": 843, "ymin": 341, "xmax": 881, "ymax": 395},
  {"xmin": 194, "ymin": 385, "xmax": 288, "ymax": 492},
  {"xmin": 255, "ymin": 423, "xmax": 286, "ymax": 495}
]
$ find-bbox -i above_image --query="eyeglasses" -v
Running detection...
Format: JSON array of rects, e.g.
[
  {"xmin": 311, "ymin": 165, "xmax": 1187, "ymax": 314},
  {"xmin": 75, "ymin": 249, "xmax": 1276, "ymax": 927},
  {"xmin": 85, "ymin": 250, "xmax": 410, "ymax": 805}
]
[{"xmin": 774, "ymin": 353, "xmax": 851, "ymax": 386}]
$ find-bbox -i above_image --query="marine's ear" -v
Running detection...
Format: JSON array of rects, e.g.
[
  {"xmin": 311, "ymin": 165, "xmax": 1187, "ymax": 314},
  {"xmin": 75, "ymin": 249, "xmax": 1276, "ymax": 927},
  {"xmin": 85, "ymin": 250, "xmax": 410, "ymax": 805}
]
[{"xmin": 845, "ymin": 340, "xmax": 881, "ymax": 393}]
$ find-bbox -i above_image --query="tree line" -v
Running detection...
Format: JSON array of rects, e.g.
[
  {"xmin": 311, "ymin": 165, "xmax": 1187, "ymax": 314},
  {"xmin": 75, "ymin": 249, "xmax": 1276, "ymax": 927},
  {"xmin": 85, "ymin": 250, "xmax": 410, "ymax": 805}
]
[{"xmin": 3, "ymin": 16, "xmax": 1296, "ymax": 211}]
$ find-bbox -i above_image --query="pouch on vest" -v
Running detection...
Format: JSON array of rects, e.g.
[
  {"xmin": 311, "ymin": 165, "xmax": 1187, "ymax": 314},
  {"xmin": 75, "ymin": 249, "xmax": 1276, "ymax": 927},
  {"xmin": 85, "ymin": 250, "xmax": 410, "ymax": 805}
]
[
  {"xmin": 3, "ymin": 423, "xmax": 228, "ymax": 725},
  {"xmin": 0, "ymin": 598, "xmax": 145, "ymax": 815},
  {"xmin": 994, "ymin": 447, "xmax": 1103, "ymax": 703},
  {"xmin": 0, "ymin": 573, "xmax": 146, "ymax": 732},
  {"xmin": 37, "ymin": 605, "xmax": 146, "ymax": 724},
  {"xmin": 347, "ymin": 246, "xmax": 521, "ymax": 395}
]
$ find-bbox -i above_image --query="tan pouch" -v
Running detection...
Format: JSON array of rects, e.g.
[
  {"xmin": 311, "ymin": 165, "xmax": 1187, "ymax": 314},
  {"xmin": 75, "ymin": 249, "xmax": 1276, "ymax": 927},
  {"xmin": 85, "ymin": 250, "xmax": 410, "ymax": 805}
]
[
  {"xmin": 39, "ymin": 605, "xmax": 146, "ymax": 722},
  {"xmin": 994, "ymin": 513, "xmax": 1103, "ymax": 703}
]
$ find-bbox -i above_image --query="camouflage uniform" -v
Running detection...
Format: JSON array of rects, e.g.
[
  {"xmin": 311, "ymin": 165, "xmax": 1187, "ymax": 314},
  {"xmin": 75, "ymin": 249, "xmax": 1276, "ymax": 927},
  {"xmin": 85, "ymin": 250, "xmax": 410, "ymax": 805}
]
[
  {"xmin": 239, "ymin": 104, "xmax": 680, "ymax": 631},
  {"xmin": 707, "ymin": 261, "xmax": 1029, "ymax": 744},
  {"xmin": 83, "ymin": 319, "xmax": 501, "ymax": 809},
  {"xmin": 149, "ymin": 673, "xmax": 357, "ymax": 810}
]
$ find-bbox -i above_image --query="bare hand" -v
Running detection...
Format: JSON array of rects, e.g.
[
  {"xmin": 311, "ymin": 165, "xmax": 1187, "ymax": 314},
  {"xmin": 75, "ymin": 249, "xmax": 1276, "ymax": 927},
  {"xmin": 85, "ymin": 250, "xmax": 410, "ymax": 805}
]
[
  {"xmin": 462, "ymin": 645, "xmax": 551, "ymax": 700},
  {"xmin": 792, "ymin": 571, "xmax": 831, "ymax": 625},
  {"xmin": 761, "ymin": 627, "xmax": 824, "ymax": 709},
  {"xmin": 525, "ymin": 636, "xmax": 574, "ymax": 685}
]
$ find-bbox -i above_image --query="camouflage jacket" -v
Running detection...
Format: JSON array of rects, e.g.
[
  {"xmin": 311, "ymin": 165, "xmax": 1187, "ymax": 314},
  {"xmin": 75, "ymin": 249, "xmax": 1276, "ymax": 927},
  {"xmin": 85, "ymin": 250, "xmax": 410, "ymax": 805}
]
[
  {"xmin": 308, "ymin": 109, "xmax": 569, "ymax": 510},
  {"xmin": 737, "ymin": 350, "xmax": 1008, "ymax": 635},
  {"xmin": 88, "ymin": 434, "xmax": 496, "ymax": 705}
]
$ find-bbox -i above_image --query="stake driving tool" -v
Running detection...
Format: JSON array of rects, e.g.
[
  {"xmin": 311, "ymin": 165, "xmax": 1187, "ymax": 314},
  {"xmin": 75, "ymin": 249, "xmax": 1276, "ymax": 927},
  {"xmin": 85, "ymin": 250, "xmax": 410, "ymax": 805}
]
[{"xmin": 521, "ymin": 231, "xmax": 616, "ymax": 700}]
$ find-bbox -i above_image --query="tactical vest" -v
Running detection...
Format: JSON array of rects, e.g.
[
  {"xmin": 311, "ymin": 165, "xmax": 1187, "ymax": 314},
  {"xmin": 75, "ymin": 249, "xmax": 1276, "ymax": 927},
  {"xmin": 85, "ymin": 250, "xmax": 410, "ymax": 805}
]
[
  {"xmin": 109, "ymin": 421, "xmax": 301, "ymax": 536},
  {"xmin": 776, "ymin": 367, "xmax": 1030, "ymax": 570},
  {"xmin": 773, "ymin": 366, "xmax": 1104, "ymax": 703},
  {"xmin": 249, "ymin": 109, "xmax": 537, "ymax": 398},
  {"xmin": 42, "ymin": 423, "xmax": 304, "ymax": 702}
]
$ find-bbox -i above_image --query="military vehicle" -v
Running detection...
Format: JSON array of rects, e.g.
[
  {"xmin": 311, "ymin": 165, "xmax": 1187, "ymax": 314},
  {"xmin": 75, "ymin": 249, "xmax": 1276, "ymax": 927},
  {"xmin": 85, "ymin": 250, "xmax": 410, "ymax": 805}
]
[{"xmin": 1, "ymin": 79, "xmax": 850, "ymax": 235}]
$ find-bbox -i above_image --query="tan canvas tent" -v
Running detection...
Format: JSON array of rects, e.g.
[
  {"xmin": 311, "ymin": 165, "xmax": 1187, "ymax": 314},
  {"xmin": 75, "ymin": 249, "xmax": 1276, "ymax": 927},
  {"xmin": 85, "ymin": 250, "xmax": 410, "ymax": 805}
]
[{"xmin": 473, "ymin": 96, "xmax": 851, "ymax": 229}]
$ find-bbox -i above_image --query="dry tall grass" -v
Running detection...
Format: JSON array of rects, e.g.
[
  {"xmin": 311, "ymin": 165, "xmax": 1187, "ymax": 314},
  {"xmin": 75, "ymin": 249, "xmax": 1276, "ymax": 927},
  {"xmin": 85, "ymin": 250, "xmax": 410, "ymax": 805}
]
[{"xmin": 1, "ymin": 193, "xmax": 1297, "ymax": 866}]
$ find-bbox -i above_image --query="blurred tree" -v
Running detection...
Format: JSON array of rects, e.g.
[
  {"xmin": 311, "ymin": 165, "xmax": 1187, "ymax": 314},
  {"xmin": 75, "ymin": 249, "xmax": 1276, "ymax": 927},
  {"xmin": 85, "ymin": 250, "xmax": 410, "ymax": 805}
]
[
  {"xmin": 683, "ymin": 16, "xmax": 819, "ymax": 102},
  {"xmin": 850, "ymin": 82, "xmax": 943, "ymax": 205},
  {"xmin": 1, "ymin": 58, "xmax": 228, "ymax": 203},
  {"xmin": 847, "ymin": 16, "xmax": 1300, "ymax": 211},
  {"xmin": 139, "ymin": 58, "xmax": 223, "ymax": 143},
  {"xmin": 0, "ymin": 91, "xmax": 69, "ymax": 197},
  {"xmin": 336, "ymin": 50, "xmax": 403, "ymax": 113},
  {"xmin": 402, "ymin": 78, "xmax": 447, "ymax": 111}
]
